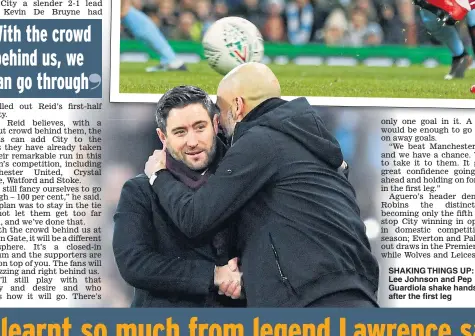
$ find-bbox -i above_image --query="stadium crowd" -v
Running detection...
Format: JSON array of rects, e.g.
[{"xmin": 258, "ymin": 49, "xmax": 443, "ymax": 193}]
[{"xmin": 121, "ymin": 0, "xmax": 473, "ymax": 48}]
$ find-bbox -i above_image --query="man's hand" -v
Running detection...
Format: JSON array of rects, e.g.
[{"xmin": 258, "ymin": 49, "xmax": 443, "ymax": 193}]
[
  {"xmin": 214, "ymin": 257, "xmax": 243, "ymax": 299},
  {"xmin": 145, "ymin": 147, "xmax": 167, "ymax": 178}
]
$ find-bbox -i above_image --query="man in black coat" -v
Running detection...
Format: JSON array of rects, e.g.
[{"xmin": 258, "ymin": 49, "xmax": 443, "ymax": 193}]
[
  {"xmin": 144, "ymin": 63, "xmax": 380, "ymax": 307},
  {"xmin": 113, "ymin": 86, "xmax": 244, "ymax": 307}
]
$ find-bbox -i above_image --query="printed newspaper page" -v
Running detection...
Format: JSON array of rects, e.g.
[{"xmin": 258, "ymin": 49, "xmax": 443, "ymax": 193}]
[
  {"xmin": 0, "ymin": 0, "xmax": 474, "ymax": 311},
  {"xmin": 0, "ymin": 0, "xmax": 104, "ymax": 307}
]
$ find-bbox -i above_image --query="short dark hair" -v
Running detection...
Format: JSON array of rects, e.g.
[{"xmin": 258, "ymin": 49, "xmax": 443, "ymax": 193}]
[{"xmin": 155, "ymin": 85, "xmax": 219, "ymax": 132}]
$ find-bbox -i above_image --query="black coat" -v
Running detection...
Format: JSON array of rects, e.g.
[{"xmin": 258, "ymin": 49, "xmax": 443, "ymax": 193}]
[
  {"xmin": 113, "ymin": 174, "xmax": 243, "ymax": 307},
  {"xmin": 153, "ymin": 97, "xmax": 380, "ymax": 307}
]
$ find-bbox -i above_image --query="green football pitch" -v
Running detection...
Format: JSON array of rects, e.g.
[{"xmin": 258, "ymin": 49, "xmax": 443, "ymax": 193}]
[{"xmin": 120, "ymin": 61, "xmax": 475, "ymax": 99}]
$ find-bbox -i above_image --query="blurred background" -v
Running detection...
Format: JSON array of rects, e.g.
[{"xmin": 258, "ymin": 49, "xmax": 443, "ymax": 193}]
[
  {"xmin": 120, "ymin": 0, "xmax": 473, "ymax": 52},
  {"xmin": 100, "ymin": 103, "xmax": 382, "ymax": 307}
]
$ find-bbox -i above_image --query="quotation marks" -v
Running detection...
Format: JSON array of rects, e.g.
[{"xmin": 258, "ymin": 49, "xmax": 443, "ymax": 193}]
[{"xmin": 89, "ymin": 74, "xmax": 101, "ymax": 90}]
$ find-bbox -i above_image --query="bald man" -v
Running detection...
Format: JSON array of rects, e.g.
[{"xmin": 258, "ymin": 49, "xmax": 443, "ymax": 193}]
[{"xmin": 145, "ymin": 63, "xmax": 380, "ymax": 307}]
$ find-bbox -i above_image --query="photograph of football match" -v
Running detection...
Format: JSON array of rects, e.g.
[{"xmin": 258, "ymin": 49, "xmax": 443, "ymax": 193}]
[{"xmin": 118, "ymin": 0, "xmax": 475, "ymax": 99}]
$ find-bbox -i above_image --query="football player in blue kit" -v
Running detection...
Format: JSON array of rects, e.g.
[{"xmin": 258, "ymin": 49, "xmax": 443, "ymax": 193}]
[
  {"xmin": 121, "ymin": 0, "xmax": 187, "ymax": 72},
  {"xmin": 416, "ymin": 0, "xmax": 474, "ymax": 79}
]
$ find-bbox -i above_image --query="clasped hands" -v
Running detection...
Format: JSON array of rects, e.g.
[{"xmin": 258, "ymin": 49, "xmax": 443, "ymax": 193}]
[{"xmin": 214, "ymin": 257, "xmax": 244, "ymax": 300}]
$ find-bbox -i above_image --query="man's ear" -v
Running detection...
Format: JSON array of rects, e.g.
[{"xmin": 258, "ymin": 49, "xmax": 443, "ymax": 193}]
[
  {"xmin": 235, "ymin": 97, "xmax": 245, "ymax": 121},
  {"xmin": 212, "ymin": 114, "xmax": 219, "ymax": 135},
  {"xmin": 157, "ymin": 128, "xmax": 167, "ymax": 148}
]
